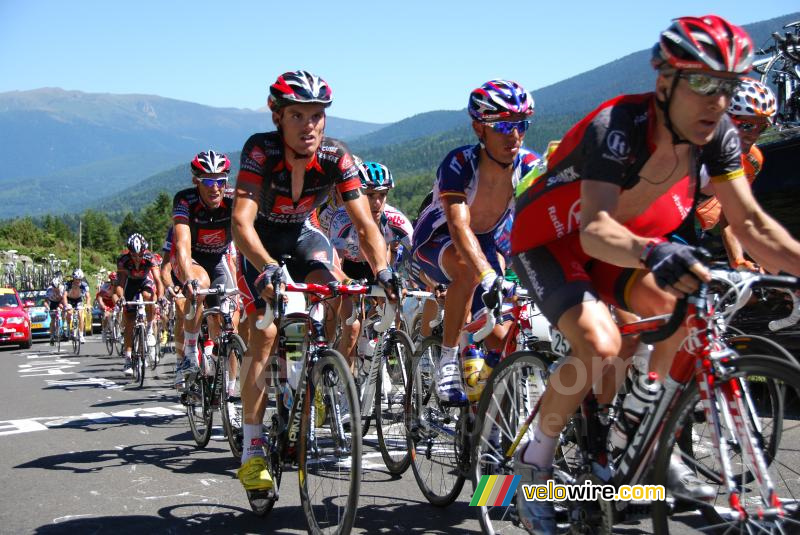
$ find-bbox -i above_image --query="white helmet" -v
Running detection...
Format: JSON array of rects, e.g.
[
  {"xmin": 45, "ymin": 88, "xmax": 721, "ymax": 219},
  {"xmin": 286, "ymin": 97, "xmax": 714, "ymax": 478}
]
[{"xmin": 72, "ymin": 268, "xmax": 84, "ymax": 280}]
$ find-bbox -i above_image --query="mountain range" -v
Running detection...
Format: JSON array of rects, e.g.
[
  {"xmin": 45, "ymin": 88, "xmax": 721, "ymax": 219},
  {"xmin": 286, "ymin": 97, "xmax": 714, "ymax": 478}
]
[{"xmin": 3, "ymin": 11, "xmax": 798, "ymax": 219}]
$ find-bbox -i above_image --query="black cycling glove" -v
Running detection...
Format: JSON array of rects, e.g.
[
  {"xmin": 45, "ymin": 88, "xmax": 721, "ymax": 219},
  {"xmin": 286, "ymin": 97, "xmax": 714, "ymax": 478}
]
[
  {"xmin": 641, "ymin": 239, "xmax": 704, "ymax": 289},
  {"xmin": 376, "ymin": 268, "xmax": 398, "ymax": 300},
  {"xmin": 254, "ymin": 263, "xmax": 283, "ymax": 295}
]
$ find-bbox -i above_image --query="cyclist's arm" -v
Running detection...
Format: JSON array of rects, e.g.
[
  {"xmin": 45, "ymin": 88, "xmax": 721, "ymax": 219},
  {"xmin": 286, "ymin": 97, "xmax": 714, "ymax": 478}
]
[
  {"xmin": 343, "ymin": 195, "xmax": 389, "ymax": 275},
  {"xmin": 150, "ymin": 264, "xmax": 164, "ymax": 298},
  {"xmin": 160, "ymin": 260, "xmax": 174, "ymax": 289},
  {"xmin": 442, "ymin": 195, "xmax": 493, "ymax": 275},
  {"xmin": 173, "ymin": 221, "xmax": 194, "ymax": 287},
  {"xmin": 714, "ymin": 177, "xmax": 800, "ymax": 275},
  {"xmin": 578, "ymin": 180, "xmax": 708, "ymax": 279},
  {"xmin": 232, "ymin": 183, "xmax": 277, "ymax": 269},
  {"xmin": 115, "ymin": 271, "xmax": 128, "ymax": 299}
]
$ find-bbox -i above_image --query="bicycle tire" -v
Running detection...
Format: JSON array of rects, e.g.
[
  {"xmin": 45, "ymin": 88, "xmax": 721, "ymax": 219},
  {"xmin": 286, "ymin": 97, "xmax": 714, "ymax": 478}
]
[
  {"xmin": 375, "ymin": 328, "xmax": 414, "ymax": 475},
  {"xmin": 186, "ymin": 373, "xmax": 213, "ymax": 449},
  {"xmin": 131, "ymin": 327, "xmax": 142, "ymax": 385},
  {"xmin": 56, "ymin": 316, "xmax": 62, "ymax": 354},
  {"xmin": 220, "ymin": 334, "xmax": 246, "ymax": 460},
  {"xmin": 651, "ymin": 356, "xmax": 800, "ymax": 534},
  {"xmin": 406, "ymin": 335, "xmax": 466, "ymax": 506},
  {"xmin": 298, "ymin": 348, "xmax": 361, "ymax": 535},
  {"xmin": 134, "ymin": 326, "xmax": 147, "ymax": 388},
  {"xmin": 471, "ymin": 350, "xmax": 550, "ymax": 535},
  {"xmin": 72, "ymin": 315, "xmax": 80, "ymax": 355},
  {"xmin": 104, "ymin": 319, "xmax": 115, "ymax": 355}
]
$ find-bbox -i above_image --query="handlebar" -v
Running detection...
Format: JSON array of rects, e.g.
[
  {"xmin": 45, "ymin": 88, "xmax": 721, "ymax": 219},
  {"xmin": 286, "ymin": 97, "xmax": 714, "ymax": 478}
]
[
  {"xmin": 639, "ymin": 270, "xmax": 800, "ymax": 343},
  {"xmin": 473, "ymin": 283, "xmax": 529, "ymax": 342},
  {"xmin": 185, "ymin": 282, "xmax": 239, "ymax": 320},
  {"xmin": 255, "ymin": 281, "xmax": 396, "ymax": 332}
]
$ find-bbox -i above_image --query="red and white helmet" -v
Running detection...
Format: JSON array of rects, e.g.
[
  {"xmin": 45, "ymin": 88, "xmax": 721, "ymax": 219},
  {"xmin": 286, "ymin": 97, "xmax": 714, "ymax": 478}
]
[
  {"xmin": 653, "ymin": 15, "xmax": 754, "ymax": 74},
  {"xmin": 191, "ymin": 150, "xmax": 231, "ymax": 177},
  {"xmin": 268, "ymin": 70, "xmax": 333, "ymax": 111},
  {"xmin": 468, "ymin": 79, "xmax": 534, "ymax": 122},
  {"xmin": 728, "ymin": 77, "xmax": 777, "ymax": 119}
]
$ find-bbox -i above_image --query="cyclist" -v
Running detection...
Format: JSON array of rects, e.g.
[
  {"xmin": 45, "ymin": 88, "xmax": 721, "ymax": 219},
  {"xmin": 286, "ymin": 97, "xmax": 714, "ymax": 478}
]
[
  {"xmin": 410, "ymin": 79, "xmax": 539, "ymax": 404},
  {"xmin": 509, "ymin": 16, "xmax": 800, "ymax": 533},
  {"xmin": 696, "ymin": 77, "xmax": 777, "ymax": 269},
  {"xmin": 329, "ymin": 160, "xmax": 413, "ymax": 362},
  {"xmin": 116, "ymin": 233, "xmax": 161, "ymax": 375},
  {"xmin": 45, "ymin": 276, "xmax": 66, "ymax": 344},
  {"xmin": 64, "ymin": 268, "xmax": 90, "ymax": 343},
  {"xmin": 95, "ymin": 272, "xmax": 118, "ymax": 339},
  {"xmin": 172, "ymin": 150, "xmax": 239, "ymax": 387},
  {"xmin": 231, "ymin": 70, "xmax": 396, "ymax": 495},
  {"xmin": 160, "ymin": 226, "xmax": 188, "ymax": 389}
]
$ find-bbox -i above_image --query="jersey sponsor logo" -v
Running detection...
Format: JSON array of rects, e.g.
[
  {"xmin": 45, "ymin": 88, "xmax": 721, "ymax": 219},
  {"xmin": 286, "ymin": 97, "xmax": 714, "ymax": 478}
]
[
  {"xmin": 448, "ymin": 153, "xmax": 465, "ymax": 175},
  {"xmin": 722, "ymin": 128, "xmax": 740, "ymax": 155},
  {"xmin": 249, "ymin": 146, "xmax": 266, "ymax": 166},
  {"xmin": 338, "ymin": 153, "xmax": 354, "ymax": 172},
  {"xmin": 548, "ymin": 205, "xmax": 566, "ymax": 238},
  {"xmin": 546, "ymin": 166, "xmax": 579, "ymax": 187},
  {"xmin": 313, "ymin": 250, "xmax": 329, "ymax": 263},
  {"xmin": 386, "ymin": 213, "xmax": 408, "ymax": 228},
  {"xmin": 197, "ymin": 228, "xmax": 227, "ymax": 248},
  {"xmin": 567, "ymin": 199, "xmax": 581, "ymax": 234},
  {"xmin": 320, "ymin": 144, "xmax": 338, "ymax": 153},
  {"xmin": 606, "ymin": 130, "xmax": 630, "ymax": 160},
  {"xmin": 273, "ymin": 195, "xmax": 315, "ymax": 215}
]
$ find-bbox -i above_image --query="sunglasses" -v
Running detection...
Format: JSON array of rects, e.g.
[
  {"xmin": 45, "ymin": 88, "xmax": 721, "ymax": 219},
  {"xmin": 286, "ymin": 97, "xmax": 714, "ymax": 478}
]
[
  {"xmin": 732, "ymin": 118, "xmax": 768, "ymax": 133},
  {"xmin": 200, "ymin": 177, "xmax": 228, "ymax": 188},
  {"xmin": 679, "ymin": 73, "xmax": 740, "ymax": 97},
  {"xmin": 488, "ymin": 120, "xmax": 530, "ymax": 135}
]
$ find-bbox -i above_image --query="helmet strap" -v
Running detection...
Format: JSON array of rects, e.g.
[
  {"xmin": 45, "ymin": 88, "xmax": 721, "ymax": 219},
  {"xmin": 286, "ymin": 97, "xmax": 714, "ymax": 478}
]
[{"xmin": 655, "ymin": 70, "xmax": 691, "ymax": 146}]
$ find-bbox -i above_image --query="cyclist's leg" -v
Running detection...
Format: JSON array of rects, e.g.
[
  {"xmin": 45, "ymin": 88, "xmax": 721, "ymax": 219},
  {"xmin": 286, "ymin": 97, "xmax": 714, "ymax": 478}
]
[
  {"xmin": 512, "ymin": 239, "xmax": 621, "ymax": 532},
  {"xmin": 336, "ymin": 259, "xmax": 372, "ymax": 368},
  {"xmin": 175, "ymin": 260, "xmax": 210, "ymax": 372},
  {"xmin": 236, "ymin": 255, "xmax": 276, "ymax": 490}
]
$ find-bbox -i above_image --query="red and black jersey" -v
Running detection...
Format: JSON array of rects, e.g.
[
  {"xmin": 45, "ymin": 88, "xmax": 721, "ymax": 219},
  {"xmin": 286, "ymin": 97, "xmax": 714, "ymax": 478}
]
[
  {"xmin": 117, "ymin": 251, "xmax": 157, "ymax": 280},
  {"xmin": 511, "ymin": 92, "xmax": 743, "ymax": 254},
  {"xmin": 236, "ymin": 132, "xmax": 361, "ymax": 233},
  {"xmin": 172, "ymin": 187, "xmax": 234, "ymax": 257}
]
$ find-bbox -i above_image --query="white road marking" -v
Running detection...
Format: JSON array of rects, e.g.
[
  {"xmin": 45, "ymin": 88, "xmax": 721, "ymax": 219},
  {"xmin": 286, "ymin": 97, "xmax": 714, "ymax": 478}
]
[{"xmin": 0, "ymin": 405, "xmax": 185, "ymax": 437}]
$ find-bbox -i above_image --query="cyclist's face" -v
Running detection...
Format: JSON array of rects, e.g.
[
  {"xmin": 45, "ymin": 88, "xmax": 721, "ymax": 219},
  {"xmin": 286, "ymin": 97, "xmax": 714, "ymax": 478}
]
[
  {"xmin": 277, "ymin": 104, "xmax": 326, "ymax": 156},
  {"xmin": 663, "ymin": 70, "xmax": 735, "ymax": 145},
  {"xmin": 730, "ymin": 115, "xmax": 769, "ymax": 152},
  {"xmin": 195, "ymin": 174, "xmax": 228, "ymax": 207},
  {"xmin": 365, "ymin": 190, "xmax": 388, "ymax": 218},
  {"xmin": 473, "ymin": 117, "xmax": 526, "ymax": 163}
]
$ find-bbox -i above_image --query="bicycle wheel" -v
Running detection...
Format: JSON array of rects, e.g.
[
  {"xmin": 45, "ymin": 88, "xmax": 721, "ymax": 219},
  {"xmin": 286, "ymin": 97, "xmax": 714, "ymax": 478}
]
[
  {"xmin": 471, "ymin": 350, "xmax": 550, "ymax": 535},
  {"xmin": 652, "ymin": 356, "xmax": 800, "ymax": 534},
  {"xmin": 104, "ymin": 319, "xmax": 115, "ymax": 355},
  {"xmin": 72, "ymin": 316, "xmax": 80, "ymax": 355},
  {"xmin": 115, "ymin": 321, "xmax": 124, "ymax": 357},
  {"xmin": 56, "ymin": 317, "xmax": 61, "ymax": 353},
  {"xmin": 132, "ymin": 326, "xmax": 147, "ymax": 388},
  {"xmin": 298, "ymin": 348, "xmax": 361, "ymax": 535},
  {"xmin": 375, "ymin": 328, "xmax": 414, "ymax": 475},
  {"xmin": 220, "ymin": 334, "xmax": 246, "ymax": 460},
  {"xmin": 150, "ymin": 321, "xmax": 161, "ymax": 371},
  {"xmin": 185, "ymin": 373, "xmax": 213, "ymax": 449},
  {"xmin": 679, "ymin": 337, "xmax": 795, "ymax": 485},
  {"xmin": 406, "ymin": 335, "xmax": 466, "ymax": 506}
]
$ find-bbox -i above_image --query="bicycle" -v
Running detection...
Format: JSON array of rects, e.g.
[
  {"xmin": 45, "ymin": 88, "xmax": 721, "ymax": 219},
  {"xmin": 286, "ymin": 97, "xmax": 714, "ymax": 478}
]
[
  {"xmin": 183, "ymin": 283, "xmax": 245, "ymax": 456},
  {"xmin": 472, "ymin": 268, "xmax": 800, "ymax": 534},
  {"xmin": 120, "ymin": 295, "xmax": 157, "ymax": 388},
  {"xmin": 102, "ymin": 306, "xmax": 120, "ymax": 356},
  {"xmin": 405, "ymin": 282, "xmax": 543, "ymax": 507},
  {"xmin": 348, "ymin": 284, "xmax": 416, "ymax": 474},
  {"xmin": 48, "ymin": 307, "xmax": 63, "ymax": 353},
  {"xmin": 249, "ymin": 267, "xmax": 393, "ymax": 533},
  {"xmin": 67, "ymin": 304, "xmax": 83, "ymax": 355},
  {"xmin": 754, "ymin": 20, "xmax": 800, "ymax": 126}
]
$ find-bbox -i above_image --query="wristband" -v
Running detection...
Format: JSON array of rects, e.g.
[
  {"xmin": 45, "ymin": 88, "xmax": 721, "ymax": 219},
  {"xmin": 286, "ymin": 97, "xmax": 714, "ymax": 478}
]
[
  {"xmin": 639, "ymin": 238, "xmax": 666, "ymax": 266},
  {"xmin": 479, "ymin": 268, "xmax": 495, "ymax": 280}
]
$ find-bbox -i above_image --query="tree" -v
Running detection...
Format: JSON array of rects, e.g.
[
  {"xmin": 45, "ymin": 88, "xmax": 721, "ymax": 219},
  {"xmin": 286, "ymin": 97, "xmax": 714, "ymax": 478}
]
[
  {"xmin": 118, "ymin": 212, "xmax": 140, "ymax": 243},
  {"xmin": 140, "ymin": 191, "xmax": 173, "ymax": 248},
  {"xmin": 82, "ymin": 209, "xmax": 116, "ymax": 252}
]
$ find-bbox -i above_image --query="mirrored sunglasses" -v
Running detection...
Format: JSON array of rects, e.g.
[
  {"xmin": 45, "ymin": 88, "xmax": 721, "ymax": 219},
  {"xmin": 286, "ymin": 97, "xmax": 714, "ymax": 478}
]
[
  {"xmin": 200, "ymin": 177, "xmax": 228, "ymax": 188},
  {"xmin": 489, "ymin": 120, "xmax": 530, "ymax": 134},
  {"xmin": 680, "ymin": 73, "xmax": 740, "ymax": 97},
  {"xmin": 732, "ymin": 118, "xmax": 768, "ymax": 133}
]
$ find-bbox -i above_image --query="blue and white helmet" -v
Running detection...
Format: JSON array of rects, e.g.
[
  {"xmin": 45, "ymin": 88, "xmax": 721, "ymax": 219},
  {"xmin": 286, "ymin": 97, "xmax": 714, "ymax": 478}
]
[
  {"xmin": 359, "ymin": 161, "xmax": 394, "ymax": 191},
  {"xmin": 468, "ymin": 79, "xmax": 534, "ymax": 122}
]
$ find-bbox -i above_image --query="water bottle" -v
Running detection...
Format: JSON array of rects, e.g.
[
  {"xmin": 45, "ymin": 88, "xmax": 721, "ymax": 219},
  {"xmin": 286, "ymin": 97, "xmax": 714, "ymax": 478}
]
[
  {"xmin": 631, "ymin": 342, "xmax": 652, "ymax": 377},
  {"xmin": 462, "ymin": 345, "xmax": 486, "ymax": 402},
  {"xmin": 202, "ymin": 340, "xmax": 216, "ymax": 376},
  {"xmin": 609, "ymin": 371, "xmax": 661, "ymax": 456},
  {"xmin": 281, "ymin": 383, "xmax": 294, "ymax": 410}
]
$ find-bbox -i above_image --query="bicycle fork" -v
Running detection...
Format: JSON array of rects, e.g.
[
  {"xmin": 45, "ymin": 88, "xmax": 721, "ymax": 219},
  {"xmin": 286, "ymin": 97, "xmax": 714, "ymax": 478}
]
[{"xmin": 702, "ymin": 355, "xmax": 784, "ymax": 521}]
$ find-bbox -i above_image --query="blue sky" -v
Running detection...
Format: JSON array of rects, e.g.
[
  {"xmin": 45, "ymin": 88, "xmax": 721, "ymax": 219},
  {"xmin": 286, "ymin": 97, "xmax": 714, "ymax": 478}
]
[{"xmin": 0, "ymin": 1, "xmax": 795, "ymax": 123}]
